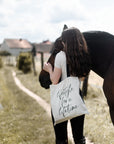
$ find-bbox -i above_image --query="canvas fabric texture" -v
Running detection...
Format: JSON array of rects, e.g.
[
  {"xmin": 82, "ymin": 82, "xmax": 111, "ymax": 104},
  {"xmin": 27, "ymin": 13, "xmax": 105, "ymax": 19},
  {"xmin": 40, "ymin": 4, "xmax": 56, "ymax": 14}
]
[{"xmin": 50, "ymin": 76, "xmax": 89, "ymax": 125}]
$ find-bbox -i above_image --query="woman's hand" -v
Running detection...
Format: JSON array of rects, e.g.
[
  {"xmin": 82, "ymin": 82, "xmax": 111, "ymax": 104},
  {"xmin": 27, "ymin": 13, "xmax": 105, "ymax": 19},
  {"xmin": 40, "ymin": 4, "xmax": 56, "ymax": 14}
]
[
  {"xmin": 79, "ymin": 77, "xmax": 85, "ymax": 81},
  {"xmin": 43, "ymin": 62, "xmax": 61, "ymax": 84},
  {"xmin": 43, "ymin": 62, "xmax": 52, "ymax": 73}
]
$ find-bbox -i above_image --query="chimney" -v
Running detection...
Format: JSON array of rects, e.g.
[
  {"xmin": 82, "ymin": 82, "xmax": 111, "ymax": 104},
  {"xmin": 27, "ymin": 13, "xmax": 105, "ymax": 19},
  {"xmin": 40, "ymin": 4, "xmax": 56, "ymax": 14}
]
[{"xmin": 19, "ymin": 38, "xmax": 22, "ymax": 41}]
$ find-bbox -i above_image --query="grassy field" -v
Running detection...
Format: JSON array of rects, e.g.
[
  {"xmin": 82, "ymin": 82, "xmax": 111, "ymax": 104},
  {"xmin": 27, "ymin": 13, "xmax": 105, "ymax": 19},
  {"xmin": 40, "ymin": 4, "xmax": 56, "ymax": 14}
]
[
  {"xmin": 0, "ymin": 66, "xmax": 55, "ymax": 144},
  {"xmin": 15, "ymin": 66, "xmax": 114, "ymax": 144},
  {"xmin": 84, "ymin": 86, "xmax": 113, "ymax": 144},
  {"xmin": 0, "ymin": 64, "xmax": 114, "ymax": 144}
]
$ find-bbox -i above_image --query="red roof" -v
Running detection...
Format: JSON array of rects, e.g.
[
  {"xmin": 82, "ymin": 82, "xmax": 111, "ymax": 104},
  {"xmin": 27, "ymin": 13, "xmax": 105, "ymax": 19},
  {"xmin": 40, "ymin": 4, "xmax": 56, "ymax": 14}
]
[
  {"xmin": 34, "ymin": 42, "xmax": 53, "ymax": 53},
  {"xmin": 4, "ymin": 38, "xmax": 32, "ymax": 49}
]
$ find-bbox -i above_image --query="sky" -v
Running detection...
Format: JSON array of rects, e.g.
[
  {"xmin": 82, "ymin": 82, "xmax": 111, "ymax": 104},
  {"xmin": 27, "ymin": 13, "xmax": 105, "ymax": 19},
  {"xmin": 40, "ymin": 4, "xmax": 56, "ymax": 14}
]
[{"xmin": 0, "ymin": 0, "xmax": 114, "ymax": 43}]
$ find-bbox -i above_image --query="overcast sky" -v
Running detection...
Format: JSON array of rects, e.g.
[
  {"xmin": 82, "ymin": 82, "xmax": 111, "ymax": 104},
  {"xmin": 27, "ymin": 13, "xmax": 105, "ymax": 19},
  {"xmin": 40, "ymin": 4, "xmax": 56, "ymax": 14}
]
[{"xmin": 0, "ymin": 0, "xmax": 114, "ymax": 43}]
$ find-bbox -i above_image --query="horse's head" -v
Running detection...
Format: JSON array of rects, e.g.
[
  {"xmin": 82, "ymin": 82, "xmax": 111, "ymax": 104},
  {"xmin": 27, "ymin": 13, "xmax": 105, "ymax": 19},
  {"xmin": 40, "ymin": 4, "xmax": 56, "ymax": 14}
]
[
  {"xmin": 39, "ymin": 37, "xmax": 64, "ymax": 89},
  {"xmin": 39, "ymin": 70, "xmax": 51, "ymax": 89}
]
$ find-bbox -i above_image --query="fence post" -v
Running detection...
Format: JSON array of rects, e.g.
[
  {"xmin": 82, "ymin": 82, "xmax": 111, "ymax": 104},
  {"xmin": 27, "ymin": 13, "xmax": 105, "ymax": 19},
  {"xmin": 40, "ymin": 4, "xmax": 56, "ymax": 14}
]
[
  {"xmin": 40, "ymin": 52, "xmax": 44, "ymax": 70},
  {"xmin": 31, "ymin": 45, "xmax": 37, "ymax": 76}
]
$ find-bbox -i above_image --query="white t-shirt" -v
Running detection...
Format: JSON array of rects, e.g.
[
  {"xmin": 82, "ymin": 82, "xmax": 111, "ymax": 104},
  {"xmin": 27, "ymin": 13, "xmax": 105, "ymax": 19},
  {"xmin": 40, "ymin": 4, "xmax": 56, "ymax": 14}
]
[
  {"xmin": 54, "ymin": 51, "xmax": 67, "ymax": 81},
  {"xmin": 54, "ymin": 51, "xmax": 81, "ymax": 86}
]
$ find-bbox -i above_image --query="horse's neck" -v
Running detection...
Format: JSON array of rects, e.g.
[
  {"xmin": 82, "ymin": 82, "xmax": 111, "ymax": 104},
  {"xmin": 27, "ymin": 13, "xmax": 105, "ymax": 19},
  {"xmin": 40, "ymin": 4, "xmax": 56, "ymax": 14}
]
[
  {"xmin": 84, "ymin": 32, "xmax": 114, "ymax": 78},
  {"xmin": 88, "ymin": 41, "xmax": 114, "ymax": 78}
]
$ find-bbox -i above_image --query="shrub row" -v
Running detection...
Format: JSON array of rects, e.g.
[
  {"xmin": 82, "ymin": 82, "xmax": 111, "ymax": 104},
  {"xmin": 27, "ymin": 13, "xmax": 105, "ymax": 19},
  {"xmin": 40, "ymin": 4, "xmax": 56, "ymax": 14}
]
[
  {"xmin": 0, "ymin": 51, "xmax": 11, "ymax": 56},
  {"xmin": 17, "ymin": 53, "xmax": 32, "ymax": 73}
]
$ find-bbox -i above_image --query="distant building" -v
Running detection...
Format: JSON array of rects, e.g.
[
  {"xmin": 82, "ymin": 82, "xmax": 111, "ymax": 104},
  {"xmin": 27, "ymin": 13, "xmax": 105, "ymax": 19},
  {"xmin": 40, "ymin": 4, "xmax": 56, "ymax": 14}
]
[
  {"xmin": 34, "ymin": 40, "xmax": 53, "ymax": 53},
  {"xmin": 0, "ymin": 38, "xmax": 33, "ymax": 56}
]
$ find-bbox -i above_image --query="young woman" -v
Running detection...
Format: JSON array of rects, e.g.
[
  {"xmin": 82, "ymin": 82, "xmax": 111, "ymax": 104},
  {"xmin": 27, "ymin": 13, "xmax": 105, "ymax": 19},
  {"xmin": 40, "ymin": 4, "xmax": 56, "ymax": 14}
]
[{"xmin": 43, "ymin": 27, "xmax": 91, "ymax": 144}]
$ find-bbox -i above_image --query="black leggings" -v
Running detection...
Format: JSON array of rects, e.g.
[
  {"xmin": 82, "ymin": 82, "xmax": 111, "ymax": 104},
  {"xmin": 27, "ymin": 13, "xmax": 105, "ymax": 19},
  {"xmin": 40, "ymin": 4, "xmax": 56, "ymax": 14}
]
[{"xmin": 52, "ymin": 113, "xmax": 85, "ymax": 144}]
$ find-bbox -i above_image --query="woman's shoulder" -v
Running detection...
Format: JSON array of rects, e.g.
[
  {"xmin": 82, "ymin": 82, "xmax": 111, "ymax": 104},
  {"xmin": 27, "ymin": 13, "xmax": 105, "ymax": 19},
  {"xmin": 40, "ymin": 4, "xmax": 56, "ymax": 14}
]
[
  {"xmin": 55, "ymin": 51, "xmax": 66, "ymax": 63},
  {"xmin": 56, "ymin": 51, "xmax": 66, "ymax": 57}
]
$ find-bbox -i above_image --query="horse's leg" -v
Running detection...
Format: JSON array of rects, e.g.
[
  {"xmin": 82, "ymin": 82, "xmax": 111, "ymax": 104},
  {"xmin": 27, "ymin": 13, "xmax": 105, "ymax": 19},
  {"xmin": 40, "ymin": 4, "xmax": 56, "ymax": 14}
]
[
  {"xmin": 82, "ymin": 75, "xmax": 89, "ymax": 97},
  {"xmin": 103, "ymin": 61, "xmax": 114, "ymax": 125}
]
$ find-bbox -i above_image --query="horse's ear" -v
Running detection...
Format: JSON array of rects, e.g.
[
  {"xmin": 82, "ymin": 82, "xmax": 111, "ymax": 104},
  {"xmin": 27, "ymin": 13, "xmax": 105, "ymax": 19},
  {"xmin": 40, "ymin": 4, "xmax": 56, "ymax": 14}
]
[{"xmin": 63, "ymin": 24, "xmax": 68, "ymax": 31}]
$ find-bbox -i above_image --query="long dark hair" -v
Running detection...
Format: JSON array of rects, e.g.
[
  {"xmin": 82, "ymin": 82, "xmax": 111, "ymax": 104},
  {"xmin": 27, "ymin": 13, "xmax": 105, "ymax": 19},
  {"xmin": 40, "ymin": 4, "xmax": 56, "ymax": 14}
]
[
  {"xmin": 61, "ymin": 27, "xmax": 91, "ymax": 77},
  {"xmin": 51, "ymin": 37, "xmax": 63, "ymax": 56}
]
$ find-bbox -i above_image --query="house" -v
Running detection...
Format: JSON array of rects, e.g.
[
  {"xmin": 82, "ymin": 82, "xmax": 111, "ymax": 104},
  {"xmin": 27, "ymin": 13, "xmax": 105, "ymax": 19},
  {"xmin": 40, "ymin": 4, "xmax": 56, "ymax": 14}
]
[
  {"xmin": 0, "ymin": 38, "xmax": 33, "ymax": 56},
  {"xmin": 34, "ymin": 40, "xmax": 53, "ymax": 53}
]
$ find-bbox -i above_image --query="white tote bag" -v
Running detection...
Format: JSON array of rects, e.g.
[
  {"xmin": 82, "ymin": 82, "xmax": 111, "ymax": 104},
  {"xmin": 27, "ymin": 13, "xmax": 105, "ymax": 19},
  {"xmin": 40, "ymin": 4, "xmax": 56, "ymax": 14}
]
[{"xmin": 50, "ymin": 77, "xmax": 89, "ymax": 125}]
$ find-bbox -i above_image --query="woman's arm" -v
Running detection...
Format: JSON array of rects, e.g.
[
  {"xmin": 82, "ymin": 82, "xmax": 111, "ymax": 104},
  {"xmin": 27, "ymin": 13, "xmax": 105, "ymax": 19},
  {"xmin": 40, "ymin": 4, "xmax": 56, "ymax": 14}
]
[{"xmin": 43, "ymin": 63, "xmax": 62, "ymax": 84}]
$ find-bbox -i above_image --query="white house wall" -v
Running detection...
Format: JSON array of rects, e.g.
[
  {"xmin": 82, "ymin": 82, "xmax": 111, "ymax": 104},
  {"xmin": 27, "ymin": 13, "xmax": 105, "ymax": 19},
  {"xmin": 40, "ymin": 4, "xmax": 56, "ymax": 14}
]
[
  {"xmin": 0, "ymin": 40, "xmax": 10, "ymax": 52},
  {"xmin": 0, "ymin": 40, "xmax": 32, "ymax": 56},
  {"xmin": 9, "ymin": 48, "xmax": 32, "ymax": 56}
]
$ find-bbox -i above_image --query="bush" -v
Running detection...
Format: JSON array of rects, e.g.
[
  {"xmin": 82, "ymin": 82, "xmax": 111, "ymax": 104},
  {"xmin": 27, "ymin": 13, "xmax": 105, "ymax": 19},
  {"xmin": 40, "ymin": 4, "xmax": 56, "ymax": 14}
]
[
  {"xmin": 0, "ymin": 57, "xmax": 3, "ymax": 68},
  {"xmin": 0, "ymin": 51, "xmax": 11, "ymax": 56},
  {"xmin": 17, "ymin": 53, "xmax": 32, "ymax": 73}
]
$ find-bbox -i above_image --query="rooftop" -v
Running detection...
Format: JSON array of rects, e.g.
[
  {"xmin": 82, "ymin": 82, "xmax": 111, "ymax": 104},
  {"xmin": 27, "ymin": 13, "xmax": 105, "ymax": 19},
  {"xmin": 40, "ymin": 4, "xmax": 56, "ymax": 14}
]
[{"xmin": 4, "ymin": 38, "xmax": 32, "ymax": 49}]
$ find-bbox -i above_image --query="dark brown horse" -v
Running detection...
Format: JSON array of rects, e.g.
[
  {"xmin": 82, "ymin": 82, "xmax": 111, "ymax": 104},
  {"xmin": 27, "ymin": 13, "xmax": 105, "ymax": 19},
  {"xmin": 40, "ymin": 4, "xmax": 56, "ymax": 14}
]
[{"xmin": 39, "ymin": 30, "xmax": 114, "ymax": 125}]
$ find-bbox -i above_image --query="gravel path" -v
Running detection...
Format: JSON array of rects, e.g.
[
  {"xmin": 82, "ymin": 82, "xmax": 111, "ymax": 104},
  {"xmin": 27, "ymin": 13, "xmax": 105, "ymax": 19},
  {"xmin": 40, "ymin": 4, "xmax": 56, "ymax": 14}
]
[{"xmin": 12, "ymin": 71, "xmax": 94, "ymax": 144}]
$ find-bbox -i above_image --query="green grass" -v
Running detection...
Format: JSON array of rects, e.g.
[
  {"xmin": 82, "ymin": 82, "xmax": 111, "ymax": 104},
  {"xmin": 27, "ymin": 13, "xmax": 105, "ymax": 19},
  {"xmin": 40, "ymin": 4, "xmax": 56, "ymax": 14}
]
[
  {"xmin": 0, "ymin": 65, "xmax": 113, "ymax": 144},
  {"xmin": 15, "ymin": 67, "xmax": 114, "ymax": 144},
  {"xmin": 15, "ymin": 68, "xmax": 50, "ymax": 103},
  {"xmin": 0, "ymin": 67, "xmax": 55, "ymax": 144},
  {"xmin": 84, "ymin": 86, "xmax": 114, "ymax": 144}
]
